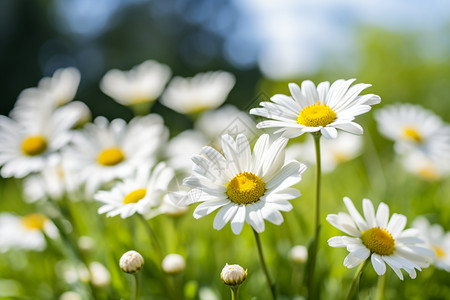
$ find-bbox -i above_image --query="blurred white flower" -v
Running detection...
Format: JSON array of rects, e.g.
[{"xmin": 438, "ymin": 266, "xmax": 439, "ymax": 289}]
[
  {"xmin": 100, "ymin": 60, "xmax": 171, "ymax": 106},
  {"xmin": 166, "ymin": 130, "xmax": 207, "ymax": 173},
  {"xmin": 0, "ymin": 213, "xmax": 57, "ymax": 252},
  {"xmin": 401, "ymin": 149, "xmax": 450, "ymax": 181},
  {"xmin": 286, "ymin": 132, "xmax": 362, "ymax": 173},
  {"xmin": 183, "ymin": 134, "xmax": 308, "ymax": 234},
  {"xmin": 289, "ymin": 245, "xmax": 308, "ymax": 264},
  {"xmin": 160, "ymin": 71, "xmax": 235, "ymax": 115},
  {"xmin": 0, "ymin": 104, "xmax": 79, "ymax": 178},
  {"xmin": 89, "ymin": 262, "xmax": 111, "ymax": 287},
  {"xmin": 195, "ymin": 105, "xmax": 258, "ymax": 147},
  {"xmin": 16, "ymin": 67, "xmax": 81, "ymax": 108},
  {"xmin": 64, "ymin": 115, "xmax": 168, "ymax": 195},
  {"xmin": 413, "ymin": 217, "xmax": 450, "ymax": 272},
  {"xmin": 95, "ymin": 162, "xmax": 174, "ymax": 219},
  {"xmin": 250, "ymin": 79, "xmax": 380, "ymax": 139},
  {"xmin": 327, "ymin": 197, "xmax": 434, "ymax": 280},
  {"xmin": 161, "ymin": 253, "xmax": 186, "ymax": 275},
  {"xmin": 59, "ymin": 291, "xmax": 82, "ymax": 300},
  {"xmin": 22, "ymin": 155, "xmax": 83, "ymax": 202},
  {"xmin": 375, "ymin": 103, "xmax": 450, "ymax": 158}
]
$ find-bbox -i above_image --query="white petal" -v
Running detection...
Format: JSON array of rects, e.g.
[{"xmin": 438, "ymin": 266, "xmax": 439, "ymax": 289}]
[
  {"xmin": 328, "ymin": 236, "xmax": 361, "ymax": 248},
  {"xmin": 261, "ymin": 204, "xmax": 284, "ymax": 225},
  {"xmin": 230, "ymin": 205, "xmax": 246, "ymax": 234},
  {"xmin": 213, "ymin": 203, "xmax": 238, "ymax": 230},
  {"xmin": 376, "ymin": 202, "xmax": 389, "ymax": 228},
  {"xmin": 326, "ymin": 213, "xmax": 361, "ymax": 237},
  {"xmin": 382, "ymin": 256, "xmax": 404, "ymax": 280},
  {"xmin": 236, "ymin": 134, "xmax": 251, "ymax": 172},
  {"xmin": 362, "ymin": 198, "xmax": 376, "ymax": 228},
  {"xmin": 321, "ymin": 127, "xmax": 338, "ymax": 139},
  {"xmin": 371, "ymin": 253, "xmax": 386, "ymax": 275},
  {"xmin": 343, "ymin": 253, "xmax": 364, "ymax": 269},
  {"xmin": 246, "ymin": 203, "xmax": 265, "ymax": 233},
  {"xmin": 351, "ymin": 247, "xmax": 371, "ymax": 260},
  {"xmin": 386, "ymin": 213, "xmax": 407, "ymax": 237},
  {"xmin": 343, "ymin": 197, "xmax": 369, "ymax": 231},
  {"xmin": 193, "ymin": 199, "xmax": 230, "ymax": 219},
  {"xmin": 333, "ymin": 122, "xmax": 363, "ymax": 135},
  {"xmin": 265, "ymin": 161, "xmax": 304, "ymax": 190}
]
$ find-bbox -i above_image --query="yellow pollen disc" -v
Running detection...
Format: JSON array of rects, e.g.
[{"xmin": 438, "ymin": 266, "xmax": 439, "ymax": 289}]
[
  {"xmin": 433, "ymin": 246, "xmax": 445, "ymax": 258},
  {"xmin": 226, "ymin": 172, "xmax": 266, "ymax": 205},
  {"xmin": 402, "ymin": 126, "xmax": 422, "ymax": 143},
  {"xmin": 361, "ymin": 227, "xmax": 395, "ymax": 256},
  {"xmin": 123, "ymin": 188, "xmax": 147, "ymax": 204},
  {"xmin": 97, "ymin": 147, "xmax": 125, "ymax": 166},
  {"xmin": 21, "ymin": 213, "xmax": 47, "ymax": 231},
  {"xmin": 21, "ymin": 135, "xmax": 47, "ymax": 156},
  {"xmin": 418, "ymin": 167, "xmax": 438, "ymax": 181},
  {"xmin": 297, "ymin": 101, "xmax": 337, "ymax": 127}
]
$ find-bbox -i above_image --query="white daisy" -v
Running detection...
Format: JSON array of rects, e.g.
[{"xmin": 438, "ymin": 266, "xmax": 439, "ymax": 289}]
[
  {"xmin": 182, "ymin": 133, "xmax": 308, "ymax": 235},
  {"xmin": 94, "ymin": 162, "xmax": 174, "ymax": 219},
  {"xmin": 413, "ymin": 217, "xmax": 450, "ymax": 272},
  {"xmin": 250, "ymin": 79, "xmax": 381, "ymax": 139},
  {"xmin": 160, "ymin": 71, "xmax": 235, "ymax": 115},
  {"xmin": 0, "ymin": 213, "xmax": 58, "ymax": 252},
  {"xmin": 327, "ymin": 197, "xmax": 434, "ymax": 280},
  {"xmin": 401, "ymin": 149, "xmax": 450, "ymax": 181},
  {"xmin": 195, "ymin": 105, "xmax": 259, "ymax": 147},
  {"xmin": 286, "ymin": 132, "xmax": 362, "ymax": 173},
  {"xmin": 64, "ymin": 114, "xmax": 168, "ymax": 195},
  {"xmin": 16, "ymin": 67, "xmax": 81, "ymax": 107},
  {"xmin": 100, "ymin": 60, "xmax": 171, "ymax": 106},
  {"xmin": 0, "ymin": 102, "xmax": 80, "ymax": 178},
  {"xmin": 374, "ymin": 103, "xmax": 450, "ymax": 157},
  {"xmin": 23, "ymin": 155, "xmax": 83, "ymax": 203}
]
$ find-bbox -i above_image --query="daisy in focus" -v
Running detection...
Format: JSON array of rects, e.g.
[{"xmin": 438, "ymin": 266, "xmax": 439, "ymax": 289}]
[
  {"xmin": 100, "ymin": 60, "xmax": 171, "ymax": 106},
  {"xmin": 374, "ymin": 103, "xmax": 450, "ymax": 157},
  {"xmin": 327, "ymin": 197, "xmax": 434, "ymax": 279},
  {"xmin": 413, "ymin": 217, "xmax": 450, "ymax": 272},
  {"xmin": 64, "ymin": 114, "xmax": 168, "ymax": 195},
  {"xmin": 182, "ymin": 133, "xmax": 308, "ymax": 234},
  {"xmin": 0, "ymin": 102, "xmax": 81, "ymax": 178},
  {"xmin": 0, "ymin": 213, "xmax": 58, "ymax": 252},
  {"xmin": 250, "ymin": 79, "xmax": 380, "ymax": 139},
  {"xmin": 160, "ymin": 71, "xmax": 235, "ymax": 115},
  {"xmin": 94, "ymin": 162, "xmax": 179, "ymax": 219},
  {"xmin": 285, "ymin": 132, "xmax": 363, "ymax": 173}
]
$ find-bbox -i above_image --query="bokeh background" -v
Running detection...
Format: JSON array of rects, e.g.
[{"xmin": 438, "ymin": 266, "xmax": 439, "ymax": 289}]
[{"xmin": 1, "ymin": 0, "xmax": 450, "ymax": 299}]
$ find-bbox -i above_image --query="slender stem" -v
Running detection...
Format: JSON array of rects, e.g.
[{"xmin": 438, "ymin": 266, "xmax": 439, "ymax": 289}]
[
  {"xmin": 253, "ymin": 229, "xmax": 276, "ymax": 300},
  {"xmin": 231, "ymin": 286, "xmax": 239, "ymax": 300},
  {"xmin": 307, "ymin": 133, "xmax": 322, "ymax": 298},
  {"xmin": 346, "ymin": 259, "xmax": 369, "ymax": 300},
  {"xmin": 138, "ymin": 214, "xmax": 164, "ymax": 262},
  {"xmin": 131, "ymin": 274, "xmax": 139, "ymax": 300},
  {"xmin": 375, "ymin": 273, "xmax": 386, "ymax": 300}
]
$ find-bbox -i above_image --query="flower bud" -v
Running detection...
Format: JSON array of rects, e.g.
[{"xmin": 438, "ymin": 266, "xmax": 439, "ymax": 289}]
[
  {"xmin": 289, "ymin": 245, "xmax": 308, "ymax": 264},
  {"xmin": 120, "ymin": 250, "xmax": 144, "ymax": 274},
  {"xmin": 161, "ymin": 253, "xmax": 186, "ymax": 275},
  {"xmin": 220, "ymin": 263, "xmax": 247, "ymax": 286}
]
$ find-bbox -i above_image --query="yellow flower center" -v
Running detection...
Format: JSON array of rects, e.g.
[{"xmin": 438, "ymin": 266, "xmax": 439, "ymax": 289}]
[
  {"xmin": 123, "ymin": 188, "xmax": 147, "ymax": 204},
  {"xmin": 21, "ymin": 213, "xmax": 47, "ymax": 231},
  {"xmin": 433, "ymin": 246, "xmax": 445, "ymax": 258},
  {"xmin": 402, "ymin": 126, "xmax": 422, "ymax": 143},
  {"xmin": 361, "ymin": 227, "xmax": 395, "ymax": 256},
  {"xmin": 417, "ymin": 166, "xmax": 438, "ymax": 181},
  {"xmin": 21, "ymin": 135, "xmax": 47, "ymax": 156},
  {"xmin": 97, "ymin": 147, "xmax": 125, "ymax": 166},
  {"xmin": 297, "ymin": 101, "xmax": 337, "ymax": 127},
  {"xmin": 226, "ymin": 172, "xmax": 266, "ymax": 205}
]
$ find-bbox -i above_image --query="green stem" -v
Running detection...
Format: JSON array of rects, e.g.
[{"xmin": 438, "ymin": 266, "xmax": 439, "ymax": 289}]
[
  {"xmin": 346, "ymin": 259, "xmax": 369, "ymax": 300},
  {"xmin": 307, "ymin": 133, "xmax": 322, "ymax": 298},
  {"xmin": 375, "ymin": 273, "xmax": 386, "ymax": 300},
  {"xmin": 131, "ymin": 274, "xmax": 139, "ymax": 300},
  {"xmin": 231, "ymin": 286, "xmax": 239, "ymax": 300},
  {"xmin": 138, "ymin": 214, "xmax": 164, "ymax": 262},
  {"xmin": 253, "ymin": 229, "xmax": 276, "ymax": 300}
]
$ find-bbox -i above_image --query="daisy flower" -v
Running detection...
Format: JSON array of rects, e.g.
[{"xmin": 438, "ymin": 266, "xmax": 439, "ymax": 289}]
[
  {"xmin": 0, "ymin": 102, "xmax": 81, "ymax": 178},
  {"xmin": 64, "ymin": 114, "xmax": 168, "ymax": 195},
  {"xmin": 250, "ymin": 79, "xmax": 381, "ymax": 139},
  {"xmin": 94, "ymin": 162, "xmax": 175, "ymax": 219},
  {"xmin": 413, "ymin": 217, "xmax": 450, "ymax": 272},
  {"xmin": 16, "ymin": 67, "xmax": 81, "ymax": 108},
  {"xmin": 100, "ymin": 60, "xmax": 171, "ymax": 106},
  {"xmin": 374, "ymin": 103, "xmax": 450, "ymax": 157},
  {"xmin": 327, "ymin": 197, "xmax": 434, "ymax": 280},
  {"xmin": 182, "ymin": 133, "xmax": 308, "ymax": 234},
  {"xmin": 401, "ymin": 149, "xmax": 450, "ymax": 181},
  {"xmin": 0, "ymin": 213, "xmax": 58, "ymax": 252},
  {"xmin": 160, "ymin": 71, "xmax": 235, "ymax": 115},
  {"xmin": 286, "ymin": 132, "xmax": 362, "ymax": 173}
]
